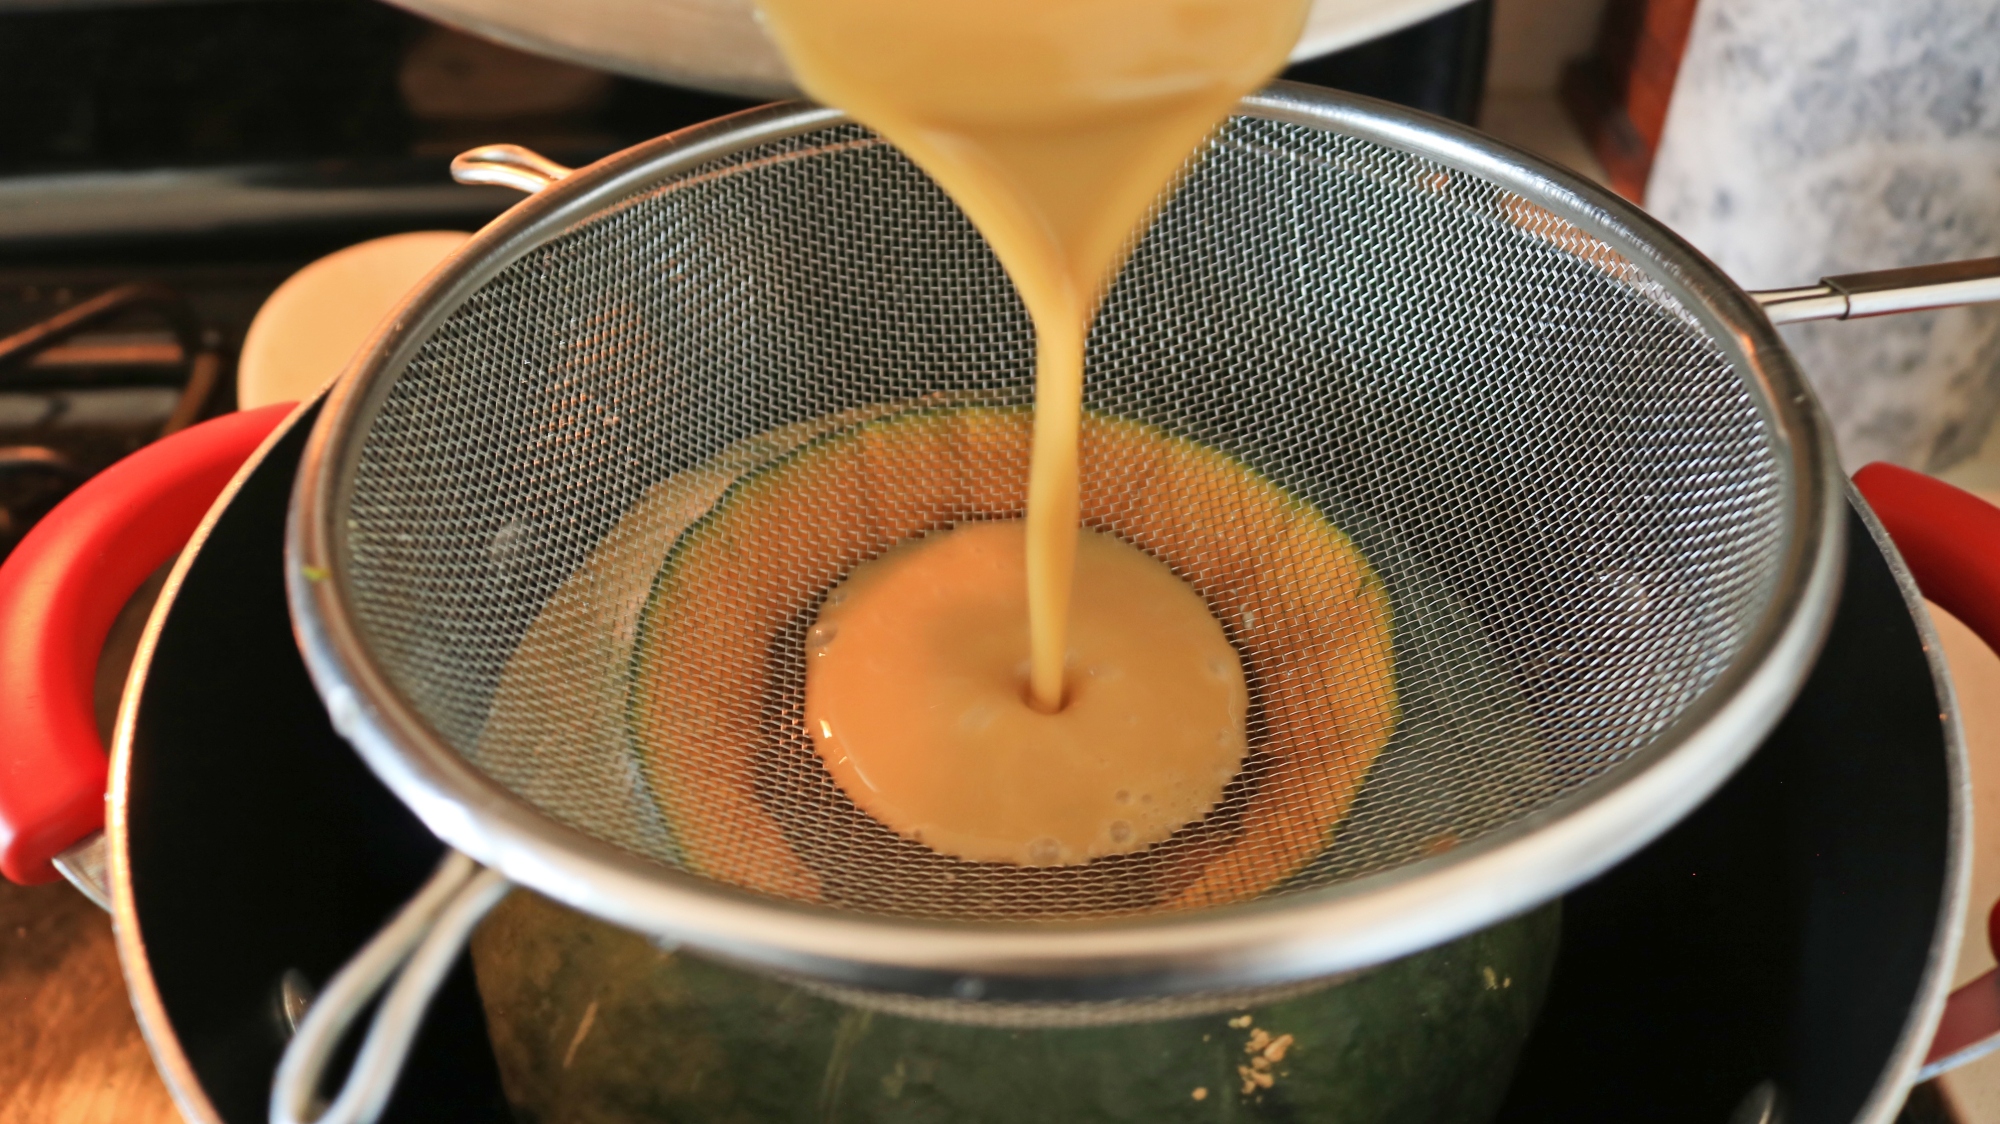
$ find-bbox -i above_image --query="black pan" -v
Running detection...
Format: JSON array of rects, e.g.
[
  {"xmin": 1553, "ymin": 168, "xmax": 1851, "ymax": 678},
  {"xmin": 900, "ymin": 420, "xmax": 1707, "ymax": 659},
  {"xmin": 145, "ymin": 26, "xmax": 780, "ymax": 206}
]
[{"xmin": 92, "ymin": 399, "xmax": 1969, "ymax": 1124}]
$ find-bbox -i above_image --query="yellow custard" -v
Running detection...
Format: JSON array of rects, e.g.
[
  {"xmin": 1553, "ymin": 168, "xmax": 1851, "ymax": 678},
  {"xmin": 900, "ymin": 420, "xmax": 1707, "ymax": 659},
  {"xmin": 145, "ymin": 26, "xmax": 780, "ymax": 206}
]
[
  {"xmin": 756, "ymin": 0, "xmax": 1311, "ymax": 712},
  {"xmin": 631, "ymin": 408, "xmax": 1396, "ymax": 907},
  {"xmin": 806, "ymin": 520, "xmax": 1248, "ymax": 866},
  {"xmin": 729, "ymin": 0, "xmax": 1317, "ymax": 868}
]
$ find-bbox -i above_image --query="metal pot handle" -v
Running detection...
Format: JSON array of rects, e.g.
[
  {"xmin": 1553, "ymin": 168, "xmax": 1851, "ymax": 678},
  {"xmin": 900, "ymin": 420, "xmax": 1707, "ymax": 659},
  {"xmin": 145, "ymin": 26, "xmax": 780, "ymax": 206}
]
[
  {"xmin": 1751, "ymin": 256, "xmax": 2000, "ymax": 325},
  {"xmin": 1853, "ymin": 464, "xmax": 2000, "ymax": 1079},
  {"xmin": 269, "ymin": 852, "xmax": 512, "ymax": 1124}
]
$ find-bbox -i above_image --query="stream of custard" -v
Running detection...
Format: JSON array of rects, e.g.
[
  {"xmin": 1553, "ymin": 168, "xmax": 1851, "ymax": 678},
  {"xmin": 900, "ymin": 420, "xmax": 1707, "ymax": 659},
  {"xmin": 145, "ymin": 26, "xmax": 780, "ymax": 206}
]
[{"xmin": 755, "ymin": 0, "xmax": 1312, "ymax": 865}]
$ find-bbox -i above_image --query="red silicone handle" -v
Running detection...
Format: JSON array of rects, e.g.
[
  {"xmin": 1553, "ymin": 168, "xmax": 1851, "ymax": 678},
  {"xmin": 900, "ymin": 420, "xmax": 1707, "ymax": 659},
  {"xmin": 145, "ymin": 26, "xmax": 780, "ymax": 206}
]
[
  {"xmin": 1853, "ymin": 462, "xmax": 2000, "ymax": 1074},
  {"xmin": 0, "ymin": 403, "xmax": 294, "ymax": 884},
  {"xmin": 1857, "ymin": 463, "xmax": 2000, "ymax": 660}
]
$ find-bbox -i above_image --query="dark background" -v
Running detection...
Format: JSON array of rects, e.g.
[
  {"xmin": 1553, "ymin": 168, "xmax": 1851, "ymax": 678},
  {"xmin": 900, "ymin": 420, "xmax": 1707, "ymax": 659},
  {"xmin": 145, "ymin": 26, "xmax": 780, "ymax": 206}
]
[
  {"xmin": 0, "ymin": 0, "xmax": 1489, "ymax": 181},
  {"xmin": 0, "ymin": 0, "xmax": 1494, "ymax": 560}
]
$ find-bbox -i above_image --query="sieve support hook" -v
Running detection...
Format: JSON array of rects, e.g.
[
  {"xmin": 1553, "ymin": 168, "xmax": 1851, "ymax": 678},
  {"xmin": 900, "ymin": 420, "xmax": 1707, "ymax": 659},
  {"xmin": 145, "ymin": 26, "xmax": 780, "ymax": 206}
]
[
  {"xmin": 269, "ymin": 852, "xmax": 511, "ymax": 1124},
  {"xmin": 450, "ymin": 145, "xmax": 575, "ymax": 196},
  {"xmin": 1752, "ymin": 256, "xmax": 2000, "ymax": 326}
]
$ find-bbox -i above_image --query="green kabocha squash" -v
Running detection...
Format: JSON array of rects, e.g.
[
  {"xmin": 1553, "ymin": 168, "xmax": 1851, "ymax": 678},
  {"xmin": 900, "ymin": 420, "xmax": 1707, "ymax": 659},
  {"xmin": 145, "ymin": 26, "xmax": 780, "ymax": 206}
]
[{"xmin": 470, "ymin": 891, "xmax": 1558, "ymax": 1124}]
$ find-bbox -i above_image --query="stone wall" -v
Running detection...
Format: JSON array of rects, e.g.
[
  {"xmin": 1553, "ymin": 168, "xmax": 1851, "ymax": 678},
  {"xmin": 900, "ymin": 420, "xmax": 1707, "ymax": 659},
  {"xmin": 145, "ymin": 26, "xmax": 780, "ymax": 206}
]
[{"xmin": 1647, "ymin": 0, "xmax": 2000, "ymax": 471}]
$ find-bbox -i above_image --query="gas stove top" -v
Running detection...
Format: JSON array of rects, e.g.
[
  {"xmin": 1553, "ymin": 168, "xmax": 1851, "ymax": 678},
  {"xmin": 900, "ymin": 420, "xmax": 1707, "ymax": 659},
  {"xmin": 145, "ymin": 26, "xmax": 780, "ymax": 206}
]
[
  {"xmin": 0, "ymin": 266, "xmax": 285, "ymax": 558},
  {"xmin": 0, "ymin": 0, "xmax": 1491, "ymax": 561},
  {"xmin": 0, "ymin": 0, "xmax": 770, "ymax": 561}
]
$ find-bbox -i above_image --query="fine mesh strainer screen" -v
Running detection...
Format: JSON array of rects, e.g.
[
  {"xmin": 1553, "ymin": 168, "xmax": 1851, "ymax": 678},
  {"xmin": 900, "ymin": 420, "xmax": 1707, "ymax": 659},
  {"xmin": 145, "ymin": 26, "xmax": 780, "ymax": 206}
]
[{"xmin": 336, "ymin": 113, "xmax": 1784, "ymax": 926}]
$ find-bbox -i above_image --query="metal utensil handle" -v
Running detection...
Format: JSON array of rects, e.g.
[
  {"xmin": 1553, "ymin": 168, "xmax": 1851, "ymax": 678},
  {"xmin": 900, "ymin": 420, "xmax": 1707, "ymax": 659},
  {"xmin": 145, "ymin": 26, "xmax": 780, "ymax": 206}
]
[
  {"xmin": 269, "ymin": 852, "xmax": 511, "ymax": 1124},
  {"xmin": 449, "ymin": 145, "xmax": 575, "ymax": 196},
  {"xmin": 1752, "ymin": 257, "xmax": 2000, "ymax": 325}
]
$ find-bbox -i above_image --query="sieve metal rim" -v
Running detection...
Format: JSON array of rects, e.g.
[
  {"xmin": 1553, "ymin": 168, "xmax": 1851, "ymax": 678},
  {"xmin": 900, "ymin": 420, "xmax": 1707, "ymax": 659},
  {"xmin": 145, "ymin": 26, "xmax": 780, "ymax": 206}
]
[{"xmin": 286, "ymin": 84, "xmax": 1845, "ymax": 1001}]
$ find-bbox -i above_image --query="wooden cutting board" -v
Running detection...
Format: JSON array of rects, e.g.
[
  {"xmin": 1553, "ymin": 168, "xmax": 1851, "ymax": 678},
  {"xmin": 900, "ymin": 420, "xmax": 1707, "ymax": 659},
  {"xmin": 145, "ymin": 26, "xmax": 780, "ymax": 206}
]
[{"xmin": 0, "ymin": 875, "xmax": 180, "ymax": 1124}]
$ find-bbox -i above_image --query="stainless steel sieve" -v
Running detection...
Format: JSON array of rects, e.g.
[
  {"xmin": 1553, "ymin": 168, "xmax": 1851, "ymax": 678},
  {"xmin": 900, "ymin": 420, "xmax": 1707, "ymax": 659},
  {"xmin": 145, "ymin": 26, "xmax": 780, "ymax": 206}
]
[{"xmin": 272, "ymin": 83, "xmax": 1911, "ymax": 1123}]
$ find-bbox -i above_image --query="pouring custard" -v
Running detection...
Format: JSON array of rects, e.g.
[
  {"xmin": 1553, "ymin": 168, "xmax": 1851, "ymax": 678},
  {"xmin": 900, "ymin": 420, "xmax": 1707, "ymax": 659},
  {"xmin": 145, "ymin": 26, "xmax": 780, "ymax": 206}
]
[{"xmin": 752, "ymin": 0, "xmax": 1312, "ymax": 865}]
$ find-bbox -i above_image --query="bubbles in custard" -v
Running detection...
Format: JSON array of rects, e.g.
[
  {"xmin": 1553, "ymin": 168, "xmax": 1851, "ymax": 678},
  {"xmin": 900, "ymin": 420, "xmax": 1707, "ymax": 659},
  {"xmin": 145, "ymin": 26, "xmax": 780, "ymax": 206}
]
[
  {"xmin": 803, "ymin": 521, "xmax": 1249, "ymax": 866},
  {"xmin": 807, "ymin": 622, "xmax": 839, "ymax": 655}
]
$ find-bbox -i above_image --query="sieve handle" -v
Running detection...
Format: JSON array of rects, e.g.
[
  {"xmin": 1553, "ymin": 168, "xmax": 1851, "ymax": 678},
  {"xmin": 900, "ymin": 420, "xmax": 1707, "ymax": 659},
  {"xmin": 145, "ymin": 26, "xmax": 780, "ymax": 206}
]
[
  {"xmin": 1852, "ymin": 463, "xmax": 2000, "ymax": 1079},
  {"xmin": 449, "ymin": 145, "xmax": 575, "ymax": 195},
  {"xmin": 0, "ymin": 403, "xmax": 294, "ymax": 886},
  {"xmin": 270, "ymin": 851, "xmax": 511, "ymax": 1124},
  {"xmin": 1753, "ymin": 257, "xmax": 2000, "ymax": 326}
]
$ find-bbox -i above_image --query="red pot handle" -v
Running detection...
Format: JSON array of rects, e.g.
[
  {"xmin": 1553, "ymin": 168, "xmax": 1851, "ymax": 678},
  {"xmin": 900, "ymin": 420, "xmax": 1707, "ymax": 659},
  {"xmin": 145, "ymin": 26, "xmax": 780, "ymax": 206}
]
[
  {"xmin": 1853, "ymin": 462, "xmax": 2000, "ymax": 1077},
  {"xmin": 0, "ymin": 403, "xmax": 294, "ymax": 885}
]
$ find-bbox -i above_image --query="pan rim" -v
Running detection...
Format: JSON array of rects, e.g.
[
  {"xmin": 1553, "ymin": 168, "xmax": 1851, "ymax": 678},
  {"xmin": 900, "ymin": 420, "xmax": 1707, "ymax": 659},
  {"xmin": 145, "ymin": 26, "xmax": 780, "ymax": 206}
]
[{"xmin": 107, "ymin": 397, "xmax": 324, "ymax": 1124}]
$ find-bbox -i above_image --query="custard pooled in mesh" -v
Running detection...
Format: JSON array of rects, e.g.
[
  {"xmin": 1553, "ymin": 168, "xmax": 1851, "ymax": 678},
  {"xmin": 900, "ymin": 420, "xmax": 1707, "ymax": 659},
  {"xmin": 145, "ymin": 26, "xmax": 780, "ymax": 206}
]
[
  {"xmin": 629, "ymin": 407, "xmax": 1397, "ymax": 921},
  {"xmin": 806, "ymin": 519, "xmax": 1251, "ymax": 869}
]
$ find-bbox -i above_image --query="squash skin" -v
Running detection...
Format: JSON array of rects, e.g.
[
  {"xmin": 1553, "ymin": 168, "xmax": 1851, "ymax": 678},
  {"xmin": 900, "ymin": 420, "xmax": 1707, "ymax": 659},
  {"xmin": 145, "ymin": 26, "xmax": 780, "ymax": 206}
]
[{"xmin": 471, "ymin": 891, "xmax": 1558, "ymax": 1123}]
